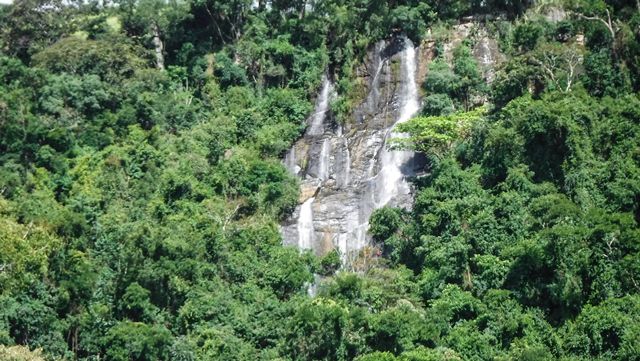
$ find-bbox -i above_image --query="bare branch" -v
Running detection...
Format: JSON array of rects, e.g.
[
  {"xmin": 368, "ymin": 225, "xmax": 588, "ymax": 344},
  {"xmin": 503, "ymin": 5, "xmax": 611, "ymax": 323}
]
[{"xmin": 577, "ymin": 9, "xmax": 616, "ymax": 40}]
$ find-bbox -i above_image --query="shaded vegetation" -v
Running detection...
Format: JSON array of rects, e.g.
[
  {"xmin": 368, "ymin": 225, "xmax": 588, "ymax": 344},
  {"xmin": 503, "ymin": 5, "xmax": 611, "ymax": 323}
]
[{"xmin": 0, "ymin": 0, "xmax": 639, "ymax": 360}]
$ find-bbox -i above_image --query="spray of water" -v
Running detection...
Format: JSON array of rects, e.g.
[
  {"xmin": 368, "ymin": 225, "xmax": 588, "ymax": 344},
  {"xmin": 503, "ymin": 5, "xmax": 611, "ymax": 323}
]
[
  {"xmin": 296, "ymin": 197, "xmax": 316, "ymax": 250},
  {"xmin": 374, "ymin": 39, "xmax": 419, "ymax": 208},
  {"xmin": 347, "ymin": 37, "xmax": 420, "ymax": 263},
  {"xmin": 285, "ymin": 38, "xmax": 420, "ymax": 269},
  {"xmin": 307, "ymin": 76, "xmax": 333, "ymax": 137}
]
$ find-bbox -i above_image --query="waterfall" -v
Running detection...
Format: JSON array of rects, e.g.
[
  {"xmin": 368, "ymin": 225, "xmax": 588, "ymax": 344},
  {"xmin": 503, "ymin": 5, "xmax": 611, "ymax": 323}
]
[
  {"xmin": 374, "ymin": 39, "xmax": 419, "ymax": 208},
  {"xmin": 284, "ymin": 148, "xmax": 300, "ymax": 175},
  {"xmin": 307, "ymin": 75, "xmax": 333, "ymax": 137},
  {"xmin": 285, "ymin": 75, "xmax": 334, "ymax": 253},
  {"xmin": 348, "ymin": 38, "xmax": 419, "ymax": 251},
  {"xmin": 318, "ymin": 138, "xmax": 331, "ymax": 180},
  {"xmin": 297, "ymin": 197, "xmax": 316, "ymax": 250},
  {"xmin": 282, "ymin": 37, "xmax": 422, "ymax": 270},
  {"xmin": 337, "ymin": 38, "xmax": 419, "ymax": 265}
]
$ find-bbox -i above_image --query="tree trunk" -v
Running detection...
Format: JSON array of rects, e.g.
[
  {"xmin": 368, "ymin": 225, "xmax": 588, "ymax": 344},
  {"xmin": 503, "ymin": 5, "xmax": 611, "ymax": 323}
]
[
  {"xmin": 151, "ymin": 22, "xmax": 165, "ymax": 70},
  {"xmin": 299, "ymin": 0, "xmax": 306, "ymax": 20}
]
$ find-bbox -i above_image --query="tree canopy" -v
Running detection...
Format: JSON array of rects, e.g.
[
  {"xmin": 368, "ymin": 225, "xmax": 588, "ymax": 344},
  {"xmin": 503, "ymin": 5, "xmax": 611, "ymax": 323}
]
[{"xmin": 0, "ymin": 0, "xmax": 639, "ymax": 360}]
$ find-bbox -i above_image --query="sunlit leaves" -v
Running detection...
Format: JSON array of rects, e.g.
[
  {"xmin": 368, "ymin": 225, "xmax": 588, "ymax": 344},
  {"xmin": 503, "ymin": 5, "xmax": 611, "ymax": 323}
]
[{"xmin": 393, "ymin": 107, "xmax": 486, "ymax": 157}]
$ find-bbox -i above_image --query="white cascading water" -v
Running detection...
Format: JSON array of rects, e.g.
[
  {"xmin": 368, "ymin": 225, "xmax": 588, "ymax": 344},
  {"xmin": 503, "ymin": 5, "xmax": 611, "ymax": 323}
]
[
  {"xmin": 282, "ymin": 30, "xmax": 503, "ymax": 273},
  {"xmin": 296, "ymin": 197, "xmax": 316, "ymax": 250},
  {"xmin": 292, "ymin": 76, "xmax": 334, "ymax": 251},
  {"xmin": 284, "ymin": 38, "xmax": 420, "ymax": 269},
  {"xmin": 318, "ymin": 138, "xmax": 331, "ymax": 180},
  {"xmin": 284, "ymin": 147, "xmax": 300, "ymax": 175},
  {"xmin": 340, "ymin": 38, "xmax": 420, "ymax": 266},
  {"xmin": 374, "ymin": 39, "xmax": 419, "ymax": 208},
  {"xmin": 298, "ymin": 196, "xmax": 319, "ymax": 296},
  {"xmin": 307, "ymin": 75, "xmax": 333, "ymax": 137},
  {"xmin": 351, "ymin": 39, "xmax": 420, "ymax": 249}
]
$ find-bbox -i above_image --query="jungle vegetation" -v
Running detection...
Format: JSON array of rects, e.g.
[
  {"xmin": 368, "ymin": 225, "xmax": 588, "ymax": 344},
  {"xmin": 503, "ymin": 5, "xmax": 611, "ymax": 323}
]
[{"xmin": 0, "ymin": 0, "xmax": 639, "ymax": 360}]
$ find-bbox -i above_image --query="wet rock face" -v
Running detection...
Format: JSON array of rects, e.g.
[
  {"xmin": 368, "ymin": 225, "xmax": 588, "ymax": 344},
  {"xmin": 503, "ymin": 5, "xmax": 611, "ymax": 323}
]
[
  {"xmin": 282, "ymin": 24, "xmax": 503, "ymax": 267},
  {"xmin": 282, "ymin": 38, "xmax": 422, "ymax": 265}
]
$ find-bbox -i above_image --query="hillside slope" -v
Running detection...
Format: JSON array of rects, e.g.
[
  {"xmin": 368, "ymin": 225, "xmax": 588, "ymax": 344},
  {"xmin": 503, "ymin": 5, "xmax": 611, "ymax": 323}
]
[{"xmin": 0, "ymin": 1, "xmax": 639, "ymax": 360}]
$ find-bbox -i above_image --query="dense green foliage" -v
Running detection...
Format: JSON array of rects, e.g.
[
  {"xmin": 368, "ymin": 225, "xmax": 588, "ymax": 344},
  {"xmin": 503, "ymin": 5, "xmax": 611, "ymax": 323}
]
[{"xmin": 0, "ymin": 0, "xmax": 639, "ymax": 360}]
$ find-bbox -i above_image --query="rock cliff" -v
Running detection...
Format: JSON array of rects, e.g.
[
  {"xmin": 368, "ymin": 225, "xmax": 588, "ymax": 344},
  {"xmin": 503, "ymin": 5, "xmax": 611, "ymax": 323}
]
[{"xmin": 282, "ymin": 22, "xmax": 503, "ymax": 268}]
